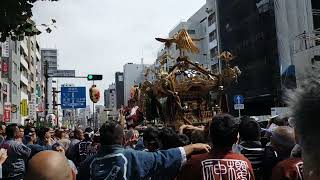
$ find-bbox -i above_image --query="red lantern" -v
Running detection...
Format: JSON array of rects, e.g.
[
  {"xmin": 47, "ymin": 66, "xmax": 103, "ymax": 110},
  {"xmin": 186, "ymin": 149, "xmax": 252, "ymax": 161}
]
[{"xmin": 90, "ymin": 85, "xmax": 100, "ymax": 103}]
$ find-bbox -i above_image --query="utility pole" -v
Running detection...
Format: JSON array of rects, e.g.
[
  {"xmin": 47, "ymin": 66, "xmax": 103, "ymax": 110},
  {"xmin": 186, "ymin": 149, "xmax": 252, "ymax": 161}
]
[
  {"xmin": 52, "ymin": 87, "xmax": 61, "ymax": 127},
  {"xmin": 44, "ymin": 61, "xmax": 48, "ymax": 120},
  {"xmin": 92, "ymin": 80, "xmax": 95, "ymax": 129},
  {"xmin": 87, "ymin": 74, "xmax": 103, "ymax": 129}
]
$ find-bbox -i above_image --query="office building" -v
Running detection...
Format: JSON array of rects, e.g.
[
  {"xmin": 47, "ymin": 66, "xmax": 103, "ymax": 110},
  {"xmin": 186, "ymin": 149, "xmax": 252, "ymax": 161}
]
[
  {"xmin": 26, "ymin": 36, "xmax": 42, "ymax": 122},
  {"xmin": 157, "ymin": 4, "xmax": 217, "ymax": 71},
  {"xmin": 288, "ymin": 0, "xmax": 320, "ymax": 86},
  {"xmin": 8, "ymin": 39, "xmax": 21, "ymax": 123},
  {"xmin": 214, "ymin": 0, "xmax": 320, "ymax": 115},
  {"xmin": 0, "ymin": 36, "xmax": 44, "ymax": 124},
  {"xmin": 1, "ymin": 39, "xmax": 16, "ymax": 123},
  {"xmin": 41, "ymin": 48, "xmax": 58, "ymax": 115},
  {"xmin": 115, "ymin": 72, "xmax": 124, "ymax": 109},
  {"xmin": 105, "ymin": 83, "xmax": 116, "ymax": 110},
  {"xmin": 216, "ymin": 0, "xmax": 281, "ymax": 115},
  {"xmin": 104, "ymin": 89, "xmax": 110, "ymax": 108}
]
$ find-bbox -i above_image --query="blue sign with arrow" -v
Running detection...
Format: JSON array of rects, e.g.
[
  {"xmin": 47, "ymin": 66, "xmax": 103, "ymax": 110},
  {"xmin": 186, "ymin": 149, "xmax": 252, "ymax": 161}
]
[
  {"xmin": 233, "ymin": 95, "xmax": 244, "ymax": 104},
  {"xmin": 61, "ymin": 87, "xmax": 86, "ymax": 109}
]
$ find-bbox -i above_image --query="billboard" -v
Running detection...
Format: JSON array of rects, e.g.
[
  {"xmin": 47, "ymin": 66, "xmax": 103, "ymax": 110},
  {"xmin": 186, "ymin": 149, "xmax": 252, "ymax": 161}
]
[
  {"xmin": 4, "ymin": 103, "xmax": 11, "ymax": 122},
  {"xmin": 21, "ymin": 99, "xmax": 28, "ymax": 117},
  {"xmin": 52, "ymin": 70, "xmax": 75, "ymax": 78},
  {"xmin": 1, "ymin": 57, "xmax": 9, "ymax": 78}
]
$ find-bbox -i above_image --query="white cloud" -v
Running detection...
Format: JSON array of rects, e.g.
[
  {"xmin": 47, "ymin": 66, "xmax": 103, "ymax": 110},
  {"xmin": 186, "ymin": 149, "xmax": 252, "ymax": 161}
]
[{"xmin": 32, "ymin": 0, "xmax": 205, "ymax": 105}]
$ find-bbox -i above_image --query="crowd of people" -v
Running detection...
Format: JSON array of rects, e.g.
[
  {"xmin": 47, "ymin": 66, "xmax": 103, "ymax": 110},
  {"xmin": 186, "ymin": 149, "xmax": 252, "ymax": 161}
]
[{"xmin": 0, "ymin": 72, "xmax": 318, "ymax": 180}]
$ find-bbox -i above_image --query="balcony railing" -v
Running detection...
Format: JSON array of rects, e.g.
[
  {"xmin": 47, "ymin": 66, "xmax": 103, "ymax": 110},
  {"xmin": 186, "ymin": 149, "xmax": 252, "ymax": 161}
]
[
  {"xmin": 293, "ymin": 31, "xmax": 320, "ymax": 54},
  {"xmin": 20, "ymin": 56, "xmax": 29, "ymax": 69},
  {"xmin": 21, "ymin": 40, "xmax": 28, "ymax": 55},
  {"xmin": 20, "ymin": 73, "xmax": 28, "ymax": 86},
  {"xmin": 209, "ymin": 39, "xmax": 217, "ymax": 50},
  {"xmin": 208, "ymin": 22, "xmax": 216, "ymax": 33},
  {"xmin": 36, "ymin": 50, "xmax": 41, "ymax": 60}
]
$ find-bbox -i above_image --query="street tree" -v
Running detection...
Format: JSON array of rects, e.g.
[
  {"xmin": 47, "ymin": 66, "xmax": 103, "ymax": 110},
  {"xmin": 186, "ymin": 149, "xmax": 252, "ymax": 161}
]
[{"xmin": 0, "ymin": 0, "xmax": 58, "ymax": 42}]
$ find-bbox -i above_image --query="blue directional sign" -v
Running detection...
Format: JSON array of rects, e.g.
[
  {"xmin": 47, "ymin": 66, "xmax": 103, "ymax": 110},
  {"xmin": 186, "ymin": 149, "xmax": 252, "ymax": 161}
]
[
  {"xmin": 61, "ymin": 87, "xmax": 86, "ymax": 109},
  {"xmin": 233, "ymin": 95, "xmax": 244, "ymax": 104}
]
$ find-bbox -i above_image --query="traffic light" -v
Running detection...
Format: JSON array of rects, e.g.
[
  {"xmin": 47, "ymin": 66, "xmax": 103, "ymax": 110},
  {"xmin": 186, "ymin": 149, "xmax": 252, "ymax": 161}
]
[{"xmin": 87, "ymin": 74, "xmax": 103, "ymax": 81}]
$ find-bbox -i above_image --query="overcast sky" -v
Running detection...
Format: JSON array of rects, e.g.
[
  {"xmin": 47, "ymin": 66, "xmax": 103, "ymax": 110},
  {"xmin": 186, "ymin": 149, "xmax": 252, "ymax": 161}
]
[{"xmin": 32, "ymin": 0, "xmax": 205, "ymax": 105}]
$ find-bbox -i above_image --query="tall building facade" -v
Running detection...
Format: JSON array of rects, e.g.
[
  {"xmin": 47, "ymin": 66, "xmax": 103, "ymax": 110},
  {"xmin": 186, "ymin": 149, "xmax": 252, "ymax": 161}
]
[
  {"xmin": 217, "ymin": 0, "xmax": 281, "ymax": 115},
  {"xmin": 115, "ymin": 72, "xmax": 124, "ymax": 109},
  {"xmin": 26, "ymin": 36, "xmax": 42, "ymax": 121},
  {"xmin": 102, "ymin": 84, "xmax": 118, "ymax": 123},
  {"xmin": 1, "ymin": 39, "xmax": 17, "ymax": 123},
  {"xmin": 8, "ymin": 39, "xmax": 21, "ymax": 124},
  {"xmin": 289, "ymin": 0, "xmax": 320, "ymax": 86},
  {"xmin": 41, "ymin": 48, "xmax": 58, "ymax": 115},
  {"xmin": 215, "ymin": 0, "xmax": 320, "ymax": 115},
  {"xmin": 105, "ymin": 83, "xmax": 116, "ymax": 110},
  {"xmin": 157, "ymin": 4, "xmax": 217, "ymax": 72},
  {"xmin": 206, "ymin": 0, "xmax": 219, "ymax": 72},
  {"xmin": 0, "ymin": 36, "xmax": 44, "ymax": 124},
  {"xmin": 104, "ymin": 89, "xmax": 110, "ymax": 108}
]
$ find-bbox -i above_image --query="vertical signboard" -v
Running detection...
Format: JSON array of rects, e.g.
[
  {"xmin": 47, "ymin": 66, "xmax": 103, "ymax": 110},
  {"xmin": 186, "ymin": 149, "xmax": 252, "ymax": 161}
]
[
  {"xmin": 21, "ymin": 99, "xmax": 28, "ymax": 117},
  {"xmin": 3, "ymin": 110, "xmax": 10, "ymax": 122},
  {"xmin": 29, "ymin": 94, "xmax": 36, "ymax": 120},
  {"xmin": 1, "ymin": 41, "xmax": 10, "ymax": 58},
  {"xmin": 1, "ymin": 57, "xmax": 9, "ymax": 78},
  {"xmin": 3, "ymin": 103, "xmax": 11, "ymax": 122}
]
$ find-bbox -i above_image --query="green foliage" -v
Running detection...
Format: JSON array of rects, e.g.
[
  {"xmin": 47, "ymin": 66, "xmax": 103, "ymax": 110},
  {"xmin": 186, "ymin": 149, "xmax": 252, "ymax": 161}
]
[{"xmin": 0, "ymin": 0, "xmax": 58, "ymax": 42}]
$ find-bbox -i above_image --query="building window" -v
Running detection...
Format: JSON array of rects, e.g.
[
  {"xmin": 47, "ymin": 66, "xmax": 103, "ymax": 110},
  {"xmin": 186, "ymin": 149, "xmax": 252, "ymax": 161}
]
[
  {"xmin": 209, "ymin": 30, "xmax": 217, "ymax": 42},
  {"xmin": 187, "ymin": 30, "xmax": 196, "ymax": 34},
  {"xmin": 208, "ymin": 13, "xmax": 216, "ymax": 26},
  {"xmin": 210, "ymin": 47, "xmax": 218, "ymax": 59},
  {"xmin": 118, "ymin": 75, "xmax": 123, "ymax": 81}
]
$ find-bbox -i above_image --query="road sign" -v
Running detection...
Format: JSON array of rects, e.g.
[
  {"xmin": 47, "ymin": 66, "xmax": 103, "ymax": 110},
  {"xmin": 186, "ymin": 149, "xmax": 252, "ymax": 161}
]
[
  {"xmin": 52, "ymin": 70, "xmax": 75, "ymax": 78},
  {"xmin": 61, "ymin": 87, "xmax": 86, "ymax": 109},
  {"xmin": 234, "ymin": 104, "xmax": 244, "ymax": 110},
  {"xmin": 233, "ymin": 95, "xmax": 244, "ymax": 104},
  {"xmin": 3, "ymin": 110, "xmax": 10, "ymax": 122}
]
